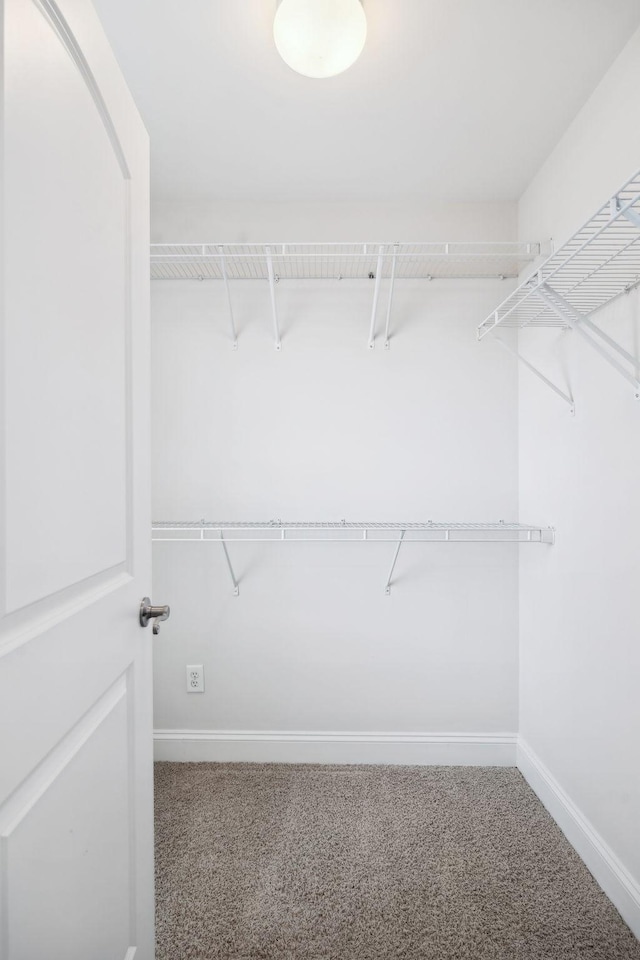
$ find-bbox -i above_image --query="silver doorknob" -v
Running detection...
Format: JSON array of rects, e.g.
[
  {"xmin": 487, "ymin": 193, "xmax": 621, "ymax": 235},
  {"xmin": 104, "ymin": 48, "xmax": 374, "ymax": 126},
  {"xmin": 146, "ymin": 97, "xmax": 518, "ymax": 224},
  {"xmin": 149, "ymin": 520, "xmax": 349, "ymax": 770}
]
[{"xmin": 140, "ymin": 598, "xmax": 170, "ymax": 635}]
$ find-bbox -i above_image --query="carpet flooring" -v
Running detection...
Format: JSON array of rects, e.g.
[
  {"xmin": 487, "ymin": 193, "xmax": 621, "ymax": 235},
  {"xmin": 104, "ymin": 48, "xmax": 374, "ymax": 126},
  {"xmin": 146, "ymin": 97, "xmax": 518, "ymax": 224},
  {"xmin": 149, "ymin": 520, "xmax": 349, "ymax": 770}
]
[{"xmin": 154, "ymin": 763, "xmax": 640, "ymax": 960}]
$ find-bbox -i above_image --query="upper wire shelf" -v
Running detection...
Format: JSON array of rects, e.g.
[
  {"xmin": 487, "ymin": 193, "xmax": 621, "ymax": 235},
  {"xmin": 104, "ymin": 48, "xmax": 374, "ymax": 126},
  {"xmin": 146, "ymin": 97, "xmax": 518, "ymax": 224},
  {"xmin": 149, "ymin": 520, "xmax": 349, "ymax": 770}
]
[
  {"xmin": 150, "ymin": 242, "xmax": 540, "ymax": 282},
  {"xmin": 477, "ymin": 168, "xmax": 640, "ymax": 410},
  {"xmin": 151, "ymin": 241, "xmax": 541, "ymax": 351}
]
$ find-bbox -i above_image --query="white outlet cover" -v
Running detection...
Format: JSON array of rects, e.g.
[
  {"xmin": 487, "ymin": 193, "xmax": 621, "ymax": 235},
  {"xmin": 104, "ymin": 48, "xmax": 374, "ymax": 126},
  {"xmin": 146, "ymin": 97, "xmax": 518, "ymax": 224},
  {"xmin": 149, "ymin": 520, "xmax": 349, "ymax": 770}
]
[{"xmin": 186, "ymin": 664, "xmax": 204, "ymax": 693}]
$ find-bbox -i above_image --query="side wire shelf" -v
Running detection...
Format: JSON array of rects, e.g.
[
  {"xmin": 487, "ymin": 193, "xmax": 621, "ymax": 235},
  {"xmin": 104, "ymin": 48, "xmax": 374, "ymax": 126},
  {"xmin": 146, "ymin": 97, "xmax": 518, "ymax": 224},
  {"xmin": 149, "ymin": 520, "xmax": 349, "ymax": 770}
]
[
  {"xmin": 152, "ymin": 520, "xmax": 554, "ymax": 596},
  {"xmin": 478, "ymin": 168, "xmax": 640, "ymax": 410},
  {"xmin": 150, "ymin": 241, "xmax": 540, "ymax": 351}
]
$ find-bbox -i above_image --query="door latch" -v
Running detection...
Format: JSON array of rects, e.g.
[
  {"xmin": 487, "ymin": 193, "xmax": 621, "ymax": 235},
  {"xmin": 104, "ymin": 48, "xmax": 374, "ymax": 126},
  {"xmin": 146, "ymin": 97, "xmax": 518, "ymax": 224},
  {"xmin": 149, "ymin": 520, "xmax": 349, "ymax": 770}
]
[{"xmin": 140, "ymin": 598, "xmax": 170, "ymax": 635}]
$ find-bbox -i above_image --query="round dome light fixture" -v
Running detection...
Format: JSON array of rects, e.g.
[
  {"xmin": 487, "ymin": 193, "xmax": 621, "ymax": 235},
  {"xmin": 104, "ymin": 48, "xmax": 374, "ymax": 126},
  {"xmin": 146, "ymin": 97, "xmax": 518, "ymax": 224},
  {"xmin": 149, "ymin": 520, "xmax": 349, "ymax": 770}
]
[{"xmin": 274, "ymin": 0, "xmax": 367, "ymax": 79}]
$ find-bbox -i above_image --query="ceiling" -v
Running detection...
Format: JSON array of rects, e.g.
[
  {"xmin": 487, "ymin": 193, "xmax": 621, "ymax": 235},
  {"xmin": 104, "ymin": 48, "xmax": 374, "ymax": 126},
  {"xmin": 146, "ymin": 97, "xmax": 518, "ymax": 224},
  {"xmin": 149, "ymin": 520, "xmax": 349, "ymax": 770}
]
[{"xmin": 92, "ymin": 0, "xmax": 640, "ymax": 203}]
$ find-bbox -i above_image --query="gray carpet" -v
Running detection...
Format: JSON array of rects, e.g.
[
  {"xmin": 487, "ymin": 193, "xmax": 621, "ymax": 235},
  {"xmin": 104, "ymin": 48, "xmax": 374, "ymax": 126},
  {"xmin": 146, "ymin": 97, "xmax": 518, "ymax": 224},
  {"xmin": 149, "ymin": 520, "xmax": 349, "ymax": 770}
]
[{"xmin": 154, "ymin": 763, "xmax": 640, "ymax": 959}]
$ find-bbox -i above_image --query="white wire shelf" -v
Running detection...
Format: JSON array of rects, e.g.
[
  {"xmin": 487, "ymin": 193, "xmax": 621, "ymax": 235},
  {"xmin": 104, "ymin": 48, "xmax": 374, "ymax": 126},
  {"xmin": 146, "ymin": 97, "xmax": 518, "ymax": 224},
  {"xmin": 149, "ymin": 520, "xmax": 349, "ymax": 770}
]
[
  {"xmin": 152, "ymin": 520, "xmax": 554, "ymax": 543},
  {"xmin": 478, "ymin": 168, "xmax": 640, "ymax": 409},
  {"xmin": 151, "ymin": 241, "xmax": 541, "ymax": 351},
  {"xmin": 150, "ymin": 242, "xmax": 540, "ymax": 282},
  {"xmin": 153, "ymin": 521, "xmax": 553, "ymax": 596}
]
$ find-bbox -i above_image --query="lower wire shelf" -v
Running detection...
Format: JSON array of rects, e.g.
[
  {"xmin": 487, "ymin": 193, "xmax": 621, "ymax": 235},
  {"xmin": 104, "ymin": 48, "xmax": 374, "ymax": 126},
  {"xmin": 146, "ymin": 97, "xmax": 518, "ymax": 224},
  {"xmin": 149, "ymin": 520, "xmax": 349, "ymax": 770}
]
[
  {"xmin": 153, "ymin": 519, "xmax": 553, "ymax": 543},
  {"xmin": 152, "ymin": 520, "xmax": 554, "ymax": 596}
]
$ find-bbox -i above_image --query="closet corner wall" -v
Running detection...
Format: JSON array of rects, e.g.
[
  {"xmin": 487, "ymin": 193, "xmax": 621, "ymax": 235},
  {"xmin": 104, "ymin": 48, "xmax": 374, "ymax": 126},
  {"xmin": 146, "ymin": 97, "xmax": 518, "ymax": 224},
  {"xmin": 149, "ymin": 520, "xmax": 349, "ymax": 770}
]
[{"xmin": 514, "ymin": 23, "xmax": 640, "ymax": 940}]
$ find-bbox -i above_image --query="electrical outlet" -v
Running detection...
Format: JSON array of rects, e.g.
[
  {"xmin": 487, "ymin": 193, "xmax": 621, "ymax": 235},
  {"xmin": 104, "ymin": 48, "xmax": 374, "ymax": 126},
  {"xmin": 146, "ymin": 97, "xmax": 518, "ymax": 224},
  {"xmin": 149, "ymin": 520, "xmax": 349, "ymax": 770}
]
[{"xmin": 186, "ymin": 664, "xmax": 204, "ymax": 693}]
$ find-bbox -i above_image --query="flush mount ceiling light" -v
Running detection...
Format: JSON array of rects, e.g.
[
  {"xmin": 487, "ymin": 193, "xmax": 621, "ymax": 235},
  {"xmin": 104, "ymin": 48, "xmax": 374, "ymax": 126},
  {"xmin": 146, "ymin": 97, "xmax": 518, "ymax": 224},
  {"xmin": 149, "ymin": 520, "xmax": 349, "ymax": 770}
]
[{"xmin": 274, "ymin": 0, "xmax": 367, "ymax": 79}]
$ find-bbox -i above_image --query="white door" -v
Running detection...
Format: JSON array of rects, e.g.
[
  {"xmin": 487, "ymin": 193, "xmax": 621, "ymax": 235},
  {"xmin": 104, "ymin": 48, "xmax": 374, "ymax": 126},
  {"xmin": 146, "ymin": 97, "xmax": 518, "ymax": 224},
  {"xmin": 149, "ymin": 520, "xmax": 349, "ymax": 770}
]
[{"xmin": 0, "ymin": 0, "xmax": 155, "ymax": 957}]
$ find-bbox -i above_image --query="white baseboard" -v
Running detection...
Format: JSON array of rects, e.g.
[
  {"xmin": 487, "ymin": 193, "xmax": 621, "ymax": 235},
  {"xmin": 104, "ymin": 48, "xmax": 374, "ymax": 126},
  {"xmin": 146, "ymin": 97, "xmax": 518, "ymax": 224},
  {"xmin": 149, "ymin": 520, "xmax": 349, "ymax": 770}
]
[
  {"xmin": 153, "ymin": 729, "xmax": 517, "ymax": 766},
  {"xmin": 517, "ymin": 738, "xmax": 640, "ymax": 940}
]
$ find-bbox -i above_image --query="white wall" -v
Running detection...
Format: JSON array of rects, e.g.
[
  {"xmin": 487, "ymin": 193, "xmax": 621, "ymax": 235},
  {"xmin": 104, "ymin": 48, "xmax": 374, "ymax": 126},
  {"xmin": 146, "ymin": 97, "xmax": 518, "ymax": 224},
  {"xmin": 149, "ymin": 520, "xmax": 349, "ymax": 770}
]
[
  {"xmin": 518, "ymin": 25, "xmax": 640, "ymax": 931},
  {"xmin": 152, "ymin": 199, "xmax": 516, "ymax": 245},
  {"xmin": 520, "ymin": 27, "xmax": 640, "ymax": 244},
  {"xmin": 150, "ymin": 201, "xmax": 522, "ymax": 757}
]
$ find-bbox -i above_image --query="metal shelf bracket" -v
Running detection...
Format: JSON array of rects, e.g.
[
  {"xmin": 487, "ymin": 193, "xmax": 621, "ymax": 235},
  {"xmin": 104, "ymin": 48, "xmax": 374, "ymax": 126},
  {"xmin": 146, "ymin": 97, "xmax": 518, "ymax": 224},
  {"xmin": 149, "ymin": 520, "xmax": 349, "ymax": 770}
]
[
  {"xmin": 494, "ymin": 336, "xmax": 575, "ymax": 414},
  {"xmin": 218, "ymin": 245, "xmax": 238, "ymax": 349},
  {"xmin": 614, "ymin": 195, "xmax": 640, "ymax": 230},
  {"xmin": 385, "ymin": 529, "xmax": 406, "ymax": 595},
  {"xmin": 265, "ymin": 246, "xmax": 281, "ymax": 351},
  {"xmin": 384, "ymin": 243, "xmax": 399, "ymax": 349},
  {"xmin": 219, "ymin": 532, "xmax": 239, "ymax": 596},
  {"xmin": 368, "ymin": 245, "xmax": 385, "ymax": 349},
  {"xmin": 536, "ymin": 283, "xmax": 640, "ymax": 398}
]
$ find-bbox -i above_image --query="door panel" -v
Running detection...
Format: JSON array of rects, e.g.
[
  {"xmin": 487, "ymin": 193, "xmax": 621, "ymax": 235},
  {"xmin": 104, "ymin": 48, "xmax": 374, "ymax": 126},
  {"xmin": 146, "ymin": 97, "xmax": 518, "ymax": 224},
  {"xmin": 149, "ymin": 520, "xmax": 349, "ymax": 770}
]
[
  {"xmin": 5, "ymin": 0, "xmax": 130, "ymax": 611},
  {"xmin": 2, "ymin": 678, "xmax": 132, "ymax": 960},
  {"xmin": 0, "ymin": 597, "xmax": 135, "ymax": 800},
  {"xmin": 0, "ymin": 0, "xmax": 153, "ymax": 957}
]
